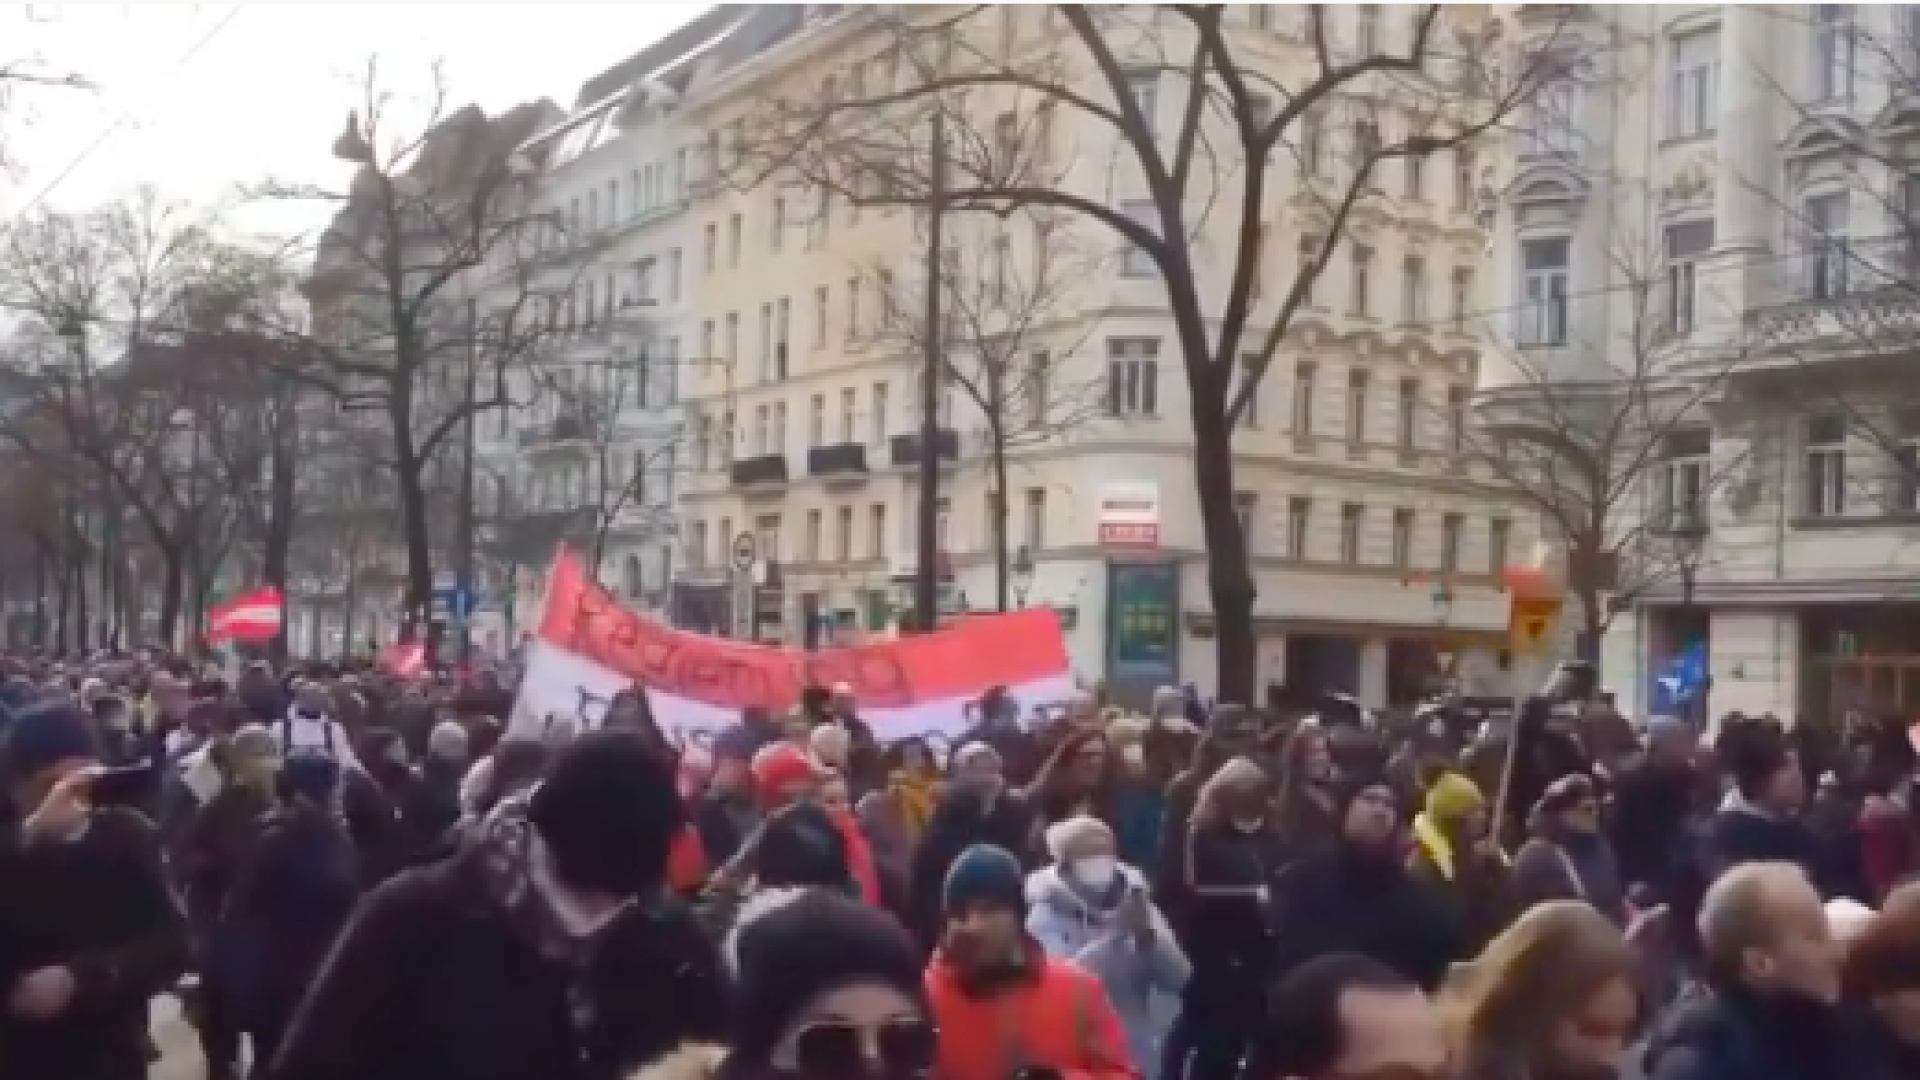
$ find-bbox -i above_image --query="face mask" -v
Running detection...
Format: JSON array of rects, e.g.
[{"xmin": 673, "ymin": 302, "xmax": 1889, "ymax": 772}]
[{"xmin": 1071, "ymin": 856, "xmax": 1117, "ymax": 892}]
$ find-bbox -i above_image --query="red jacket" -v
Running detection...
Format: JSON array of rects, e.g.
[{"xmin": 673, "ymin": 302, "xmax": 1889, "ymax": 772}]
[{"xmin": 925, "ymin": 943, "xmax": 1138, "ymax": 1080}]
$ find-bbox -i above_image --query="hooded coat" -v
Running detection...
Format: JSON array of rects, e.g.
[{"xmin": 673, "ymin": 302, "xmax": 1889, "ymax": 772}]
[{"xmin": 1025, "ymin": 863, "xmax": 1189, "ymax": 1074}]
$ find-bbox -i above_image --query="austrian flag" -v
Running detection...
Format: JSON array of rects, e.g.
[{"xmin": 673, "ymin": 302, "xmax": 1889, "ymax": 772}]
[{"xmin": 206, "ymin": 586, "xmax": 284, "ymax": 642}]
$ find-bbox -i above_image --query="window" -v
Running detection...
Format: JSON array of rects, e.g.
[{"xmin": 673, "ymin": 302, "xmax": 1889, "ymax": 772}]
[
  {"xmin": 1405, "ymin": 153, "xmax": 1426, "ymax": 201},
  {"xmin": 1026, "ymin": 351, "xmax": 1051, "ymax": 428},
  {"xmin": 1302, "ymin": 108, "xmax": 1327, "ymax": 175},
  {"xmin": 1665, "ymin": 219, "xmax": 1715, "ymax": 336},
  {"xmin": 694, "ymin": 415, "xmax": 713, "ymax": 471},
  {"xmin": 703, "ymin": 222, "xmax": 717, "ymax": 272},
  {"xmin": 871, "ymin": 382, "xmax": 889, "ymax": 444},
  {"xmin": 808, "ymin": 394, "xmax": 825, "ymax": 446},
  {"xmin": 868, "ymin": 503, "xmax": 887, "ymax": 558},
  {"xmin": 1814, "ymin": 5, "xmax": 1855, "ymax": 101},
  {"xmin": 1450, "ymin": 267, "xmax": 1473, "ymax": 332},
  {"xmin": 1120, "ymin": 200, "xmax": 1156, "ymax": 277},
  {"xmin": 1124, "ymin": 71, "xmax": 1159, "ymax": 137},
  {"xmin": 1521, "ymin": 64, "xmax": 1581, "ymax": 156},
  {"xmin": 1518, "ymin": 237, "xmax": 1570, "ymax": 346},
  {"xmin": 1452, "ymin": 148, "xmax": 1476, "ymax": 213},
  {"xmin": 755, "ymin": 514, "xmax": 782, "ymax": 563},
  {"xmin": 727, "ymin": 213, "xmax": 743, "ymax": 267},
  {"xmin": 836, "ymin": 506, "xmax": 855, "ymax": 561},
  {"xmin": 753, "ymin": 404, "xmax": 770, "ymax": 455},
  {"xmin": 809, "ymin": 185, "xmax": 829, "ymax": 248},
  {"xmin": 1024, "ymin": 487, "xmax": 1047, "ymax": 549},
  {"xmin": 1234, "ymin": 492, "xmax": 1258, "ymax": 543},
  {"xmin": 1108, "ymin": 338, "xmax": 1160, "ymax": 417},
  {"xmin": 1657, "ymin": 428, "xmax": 1712, "ymax": 529},
  {"xmin": 1802, "ymin": 192, "xmax": 1850, "ymax": 299},
  {"xmin": 586, "ymin": 191, "xmax": 599, "ymax": 231},
  {"xmin": 757, "ymin": 303, "xmax": 773, "ymax": 381},
  {"xmin": 1287, "ymin": 497, "xmax": 1312, "ymax": 557},
  {"xmin": 1440, "ymin": 513, "xmax": 1463, "ymax": 572},
  {"xmin": 720, "ymin": 412, "xmax": 735, "ymax": 464},
  {"xmin": 775, "ymin": 298, "xmax": 791, "ymax": 377},
  {"xmin": 1352, "ymin": 119, "xmax": 1382, "ymax": 185},
  {"xmin": 1340, "ymin": 503, "xmax": 1364, "ymax": 563},
  {"xmin": 876, "ymin": 268, "xmax": 896, "ymax": 324},
  {"xmin": 1292, "ymin": 361, "xmax": 1317, "ymax": 445},
  {"xmin": 718, "ymin": 518, "xmax": 733, "ymax": 562},
  {"xmin": 1396, "ymin": 377, "xmax": 1419, "ymax": 456},
  {"xmin": 1805, "ymin": 414, "xmax": 1847, "ymax": 517},
  {"xmin": 1894, "ymin": 410, "xmax": 1920, "ymax": 511},
  {"xmin": 772, "ymin": 402, "xmax": 787, "ymax": 454},
  {"xmin": 690, "ymin": 521, "xmax": 709, "ymax": 567},
  {"xmin": 1668, "ymin": 30, "xmax": 1719, "ymax": 138},
  {"xmin": 1298, "ymin": 234, "xmax": 1324, "ymax": 305},
  {"xmin": 674, "ymin": 148, "xmax": 688, "ymax": 197},
  {"xmin": 1346, "ymin": 369, "xmax": 1370, "ymax": 448},
  {"xmin": 839, "ymin": 387, "xmax": 857, "ymax": 443},
  {"xmin": 846, "ymin": 277, "xmax": 861, "ymax": 339},
  {"xmin": 701, "ymin": 319, "xmax": 715, "ymax": 363},
  {"xmin": 771, "ymin": 198, "xmax": 786, "ymax": 251},
  {"xmin": 608, "ymin": 179, "xmax": 621, "ymax": 223},
  {"xmin": 803, "ymin": 510, "xmax": 823, "ymax": 562},
  {"xmin": 667, "ymin": 249, "xmax": 683, "ymax": 301},
  {"xmin": 1401, "ymin": 256, "xmax": 1426, "ymax": 322},
  {"xmin": 1391, "ymin": 509, "xmax": 1415, "ymax": 569},
  {"xmin": 1488, "ymin": 519, "xmax": 1512, "ymax": 573},
  {"xmin": 1357, "ymin": 7, "xmax": 1379, "ymax": 53},
  {"xmin": 1446, "ymin": 386, "xmax": 1468, "ymax": 458},
  {"xmin": 629, "ymin": 171, "xmax": 642, "ymax": 217},
  {"xmin": 1349, "ymin": 244, "xmax": 1373, "ymax": 316},
  {"xmin": 935, "ymin": 496, "xmax": 951, "ymax": 551},
  {"xmin": 813, "ymin": 285, "xmax": 830, "ymax": 348},
  {"xmin": 1235, "ymin": 355, "xmax": 1261, "ymax": 428}
]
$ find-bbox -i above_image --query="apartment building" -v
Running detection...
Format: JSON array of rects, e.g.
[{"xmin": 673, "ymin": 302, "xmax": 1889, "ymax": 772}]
[
  {"xmin": 664, "ymin": 5, "xmax": 1531, "ymax": 704},
  {"xmin": 1484, "ymin": 5, "xmax": 1920, "ymax": 719},
  {"xmin": 473, "ymin": 12, "xmax": 754, "ymax": 631}
]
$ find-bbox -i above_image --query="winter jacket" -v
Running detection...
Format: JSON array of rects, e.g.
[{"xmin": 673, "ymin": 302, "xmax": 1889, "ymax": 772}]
[
  {"xmin": 1025, "ymin": 864, "xmax": 1189, "ymax": 1074},
  {"xmin": 1269, "ymin": 843, "xmax": 1461, "ymax": 991},
  {"xmin": 1641, "ymin": 986, "xmax": 1878, "ymax": 1080},
  {"xmin": 925, "ymin": 942, "xmax": 1141, "ymax": 1080}
]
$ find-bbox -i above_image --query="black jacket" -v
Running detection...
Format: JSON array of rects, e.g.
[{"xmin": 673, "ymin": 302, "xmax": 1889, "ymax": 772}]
[
  {"xmin": 268, "ymin": 843, "xmax": 729, "ymax": 1080},
  {"xmin": 0, "ymin": 808, "xmax": 189, "ymax": 1080},
  {"xmin": 1269, "ymin": 843, "xmax": 1461, "ymax": 991}
]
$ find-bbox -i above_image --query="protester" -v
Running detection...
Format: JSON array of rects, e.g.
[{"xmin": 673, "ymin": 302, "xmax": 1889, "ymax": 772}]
[
  {"xmin": 1435, "ymin": 901, "xmax": 1639, "ymax": 1080},
  {"xmin": 1642, "ymin": 861, "xmax": 1857, "ymax": 1080},
  {"xmin": 0, "ymin": 699, "xmax": 189, "ymax": 1080},
  {"xmin": 1512, "ymin": 773, "xmax": 1628, "ymax": 924},
  {"xmin": 924, "ymin": 844, "xmax": 1138, "ymax": 1080},
  {"xmin": 269, "ymin": 728, "xmax": 729, "ymax": 1080},
  {"xmin": 1026, "ymin": 815, "xmax": 1189, "ymax": 1074},
  {"xmin": 910, "ymin": 742, "xmax": 1033, "ymax": 948},
  {"xmin": 1245, "ymin": 953, "xmax": 1445, "ymax": 1080},
  {"xmin": 1410, "ymin": 770, "xmax": 1512, "ymax": 954},
  {"xmin": 1839, "ymin": 898, "xmax": 1920, "ymax": 1076}
]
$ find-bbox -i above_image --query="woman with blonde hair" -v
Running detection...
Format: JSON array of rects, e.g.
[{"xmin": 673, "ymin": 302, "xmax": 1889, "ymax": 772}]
[{"xmin": 1436, "ymin": 900, "xmax": 1639, "ymax": 1080}]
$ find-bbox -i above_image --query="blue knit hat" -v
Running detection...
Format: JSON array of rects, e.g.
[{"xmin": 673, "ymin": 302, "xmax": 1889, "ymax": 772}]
[
  {"xmin": 2, "ymin": 700, "xmax": 99, "ymax": 782},
  {"xmin": 942, "ymin": 843, "xmax": 1026, "ymax": 917}
]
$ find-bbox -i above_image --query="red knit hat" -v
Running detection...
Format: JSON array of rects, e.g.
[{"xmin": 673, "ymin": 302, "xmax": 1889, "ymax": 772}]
[{"xmin": 751, "ymin": 743, "xmax": 817, "ymax": 807}]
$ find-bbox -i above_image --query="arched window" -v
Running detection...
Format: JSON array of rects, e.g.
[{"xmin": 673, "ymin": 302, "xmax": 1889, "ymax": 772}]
[{"xmin": 623, "ymin": 554, "xmax": 644, "ymax": 598}]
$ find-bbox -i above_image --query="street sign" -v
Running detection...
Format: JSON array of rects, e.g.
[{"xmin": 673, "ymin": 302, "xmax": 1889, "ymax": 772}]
[
  {"xmin": 730, "ymin": 532, "xmax": 758, "ymax": 571},
  {"xmin": 431, "ymin": 584, "xmax": 480, "ymax": 622},
  {"xmin": 1508, "ymin": 595, "xmax": 1563, "ymax": 655}
]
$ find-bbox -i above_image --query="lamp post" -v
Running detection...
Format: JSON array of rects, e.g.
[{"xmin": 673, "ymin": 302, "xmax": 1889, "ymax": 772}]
[{"xmin": 1011, "ymin": 544, "xmax": 1036, "ymax": 608}]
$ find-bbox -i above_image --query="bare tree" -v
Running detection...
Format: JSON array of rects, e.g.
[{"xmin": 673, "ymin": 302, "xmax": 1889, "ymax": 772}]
[
  {"xmin": 858, "ymin": 204, "xmax": 1107, "ymax": 609},
  {"xmin": 258, "ymin": 60, "xmax": 587, "ymax": 638},
  {"xmin": 722, "ymin": 5, "xmax": 1564, "ymax": 700}
]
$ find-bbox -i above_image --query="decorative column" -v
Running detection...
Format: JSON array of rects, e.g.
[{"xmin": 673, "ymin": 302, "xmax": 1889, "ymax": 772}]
[{"xmin": 1698, "ymin": 4, "xmax": 1777, "ymax": 348}]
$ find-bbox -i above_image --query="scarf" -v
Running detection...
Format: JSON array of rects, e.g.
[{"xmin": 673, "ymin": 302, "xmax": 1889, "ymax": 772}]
[
  {"xmin": 470, "ymin": 792, "xmax": 629, "ymax": 966},
  {"xmin": 889, "ymin": 770, "xmax": 938, "ymax": 842}
]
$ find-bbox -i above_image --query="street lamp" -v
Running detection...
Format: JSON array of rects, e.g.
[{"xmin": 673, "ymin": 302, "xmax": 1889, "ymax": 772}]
[{"xmin": 1011, "ymin": 544, "xmax": 1036, "ymax": 608}]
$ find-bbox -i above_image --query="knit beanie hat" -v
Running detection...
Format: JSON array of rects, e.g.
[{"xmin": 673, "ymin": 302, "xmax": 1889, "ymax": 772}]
[
  {"xmin": 527, "ymin": 728, "xmax": 684, "ymax": 899},
  {"xmin": 1, "ymin": 700, "xmax": 98, "ymax": 783},
  {"xmin": 1424, "ymin": 772, "xmax": 1486, "ymax": 822},
  {"xmin": 752, "ymin": 742, "xmax": 817, "ymax": 806},
  {"xmin": 1044, "ymin": 815, "xmax": 1113, "ymax": 864},
  {"xmin": 942, "ymin": 843, "xmax": 1026, "ymax": 916},
  {"xmin": 726, "ymin": 888, "xmax": 928, "ymax": 1065},
  {"xmin": 756, "ymin": 800, "xmax": 854, "ymax": 892}
]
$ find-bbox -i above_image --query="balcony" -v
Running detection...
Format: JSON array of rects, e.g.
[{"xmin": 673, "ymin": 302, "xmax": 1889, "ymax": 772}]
[
  {"xmin": 729, "ymin": 453, "xmax": 790, "ymax": 492},
  {"xmin": 1743, "ymin": 234, "xmax": 1920, "ymax": 350},
  {"xmin": 808, "ymin": 442, "xmax": 869, "ymax": 482},
  {"xmin": 888, "ymin": 428, "xmax": 959, "ymax": 469},
  {"xmin": 517, "ymin": 409, "xmax": 599, "ymax": 449}
]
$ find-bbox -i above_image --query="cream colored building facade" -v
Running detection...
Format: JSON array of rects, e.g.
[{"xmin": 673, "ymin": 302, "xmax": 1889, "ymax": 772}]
[
  {"xmin": 671, "ymin": 5, "xmax": 1536, "ymax": 705},
  {"xmin": 1484, "ymin": 4, "xmax": 1920, "ymax": 720}
]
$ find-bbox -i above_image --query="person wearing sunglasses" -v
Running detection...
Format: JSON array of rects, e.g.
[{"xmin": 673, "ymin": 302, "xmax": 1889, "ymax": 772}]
[
  {"xmin": 1512, "ymin": 774, "xmax": 1629, "ymax": 926},
  {"xmin": 632, "ymin": 887, "xmax": 935, "ymax": 1080}
]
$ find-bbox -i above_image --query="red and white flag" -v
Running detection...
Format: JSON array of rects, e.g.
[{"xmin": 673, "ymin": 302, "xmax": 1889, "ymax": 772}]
[
  {"xmin": 380, "ymin": 638, "xmax": 426, "ymax": 678},
  {"xmin": 206, "ymin": 586, "xmax": 283, "ymax": 642}
]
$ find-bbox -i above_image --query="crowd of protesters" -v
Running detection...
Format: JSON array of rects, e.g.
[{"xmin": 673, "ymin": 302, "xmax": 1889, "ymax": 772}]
[{"xmin": 6, "ymin": 651, "xmax": 1920, "ymax": 1080}]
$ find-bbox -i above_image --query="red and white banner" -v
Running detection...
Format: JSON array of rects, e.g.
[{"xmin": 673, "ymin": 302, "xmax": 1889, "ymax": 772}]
[
  {"xmin": 206, "ymin": 586, "xmax": 283, "ymax": 642},
  {"xmin": 510, "ymin": 549, "xmax": 1075, "ymax": 742}
]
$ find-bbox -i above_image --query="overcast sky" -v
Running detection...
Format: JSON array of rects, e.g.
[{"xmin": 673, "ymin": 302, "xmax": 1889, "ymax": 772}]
[{"xmin": 1, "ymin": 3, "xmax": 708, "ymax": 245}]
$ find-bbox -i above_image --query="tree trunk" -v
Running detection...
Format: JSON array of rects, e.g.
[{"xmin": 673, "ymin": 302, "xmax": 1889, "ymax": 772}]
[
  {"xmin": 990, "ymin": 428, "xmax": 1011, "ymax": 611},
  {"xmin": 262, "ymin": 402, "xmax": 300, "ymax": 664},
  {"xmin": 392, "ymin": 403, "xmax": 436, "ymax": 646},
  {"xmin": 71, "ymin": 555, "xmax": 89, "ymax": 654},
  {"xmin": 1193, "ymin": 413, "xmax": 1256, "ymax": 705},
  {"xmin": 157, "ymin": 549, "xmax": 186, "ymax": 649}
]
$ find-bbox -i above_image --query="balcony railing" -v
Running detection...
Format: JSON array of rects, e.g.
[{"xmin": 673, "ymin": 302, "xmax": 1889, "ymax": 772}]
[
  {"xmin": 888, "ymin": 428, "xmax": 959, "ymax": 469},
  {"xmin": 808, "ymin": 442, "xmax": 869, "ymax": 479},
  {"xmin": 517, "ymin": 409, "xmax": 599, "ymax": 448},
  {"xmin": 1744, "ymin": 234, "xmax": 1920, "ymax": 348},
  {"xmin": 730, "ymin": 453, "xmax": 790, "ymax": 489}
]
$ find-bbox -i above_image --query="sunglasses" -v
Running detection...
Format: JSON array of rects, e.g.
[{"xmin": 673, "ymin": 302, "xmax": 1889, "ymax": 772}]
[{"xmin": 793, "ymin": 1019, "xmax": 937, "ymax": 1079}]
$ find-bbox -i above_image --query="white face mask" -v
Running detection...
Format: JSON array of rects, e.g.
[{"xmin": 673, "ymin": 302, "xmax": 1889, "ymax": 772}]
[{"xmin": 1071, "ymin": 856, "xmax": 1117, "ymax": 892}]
